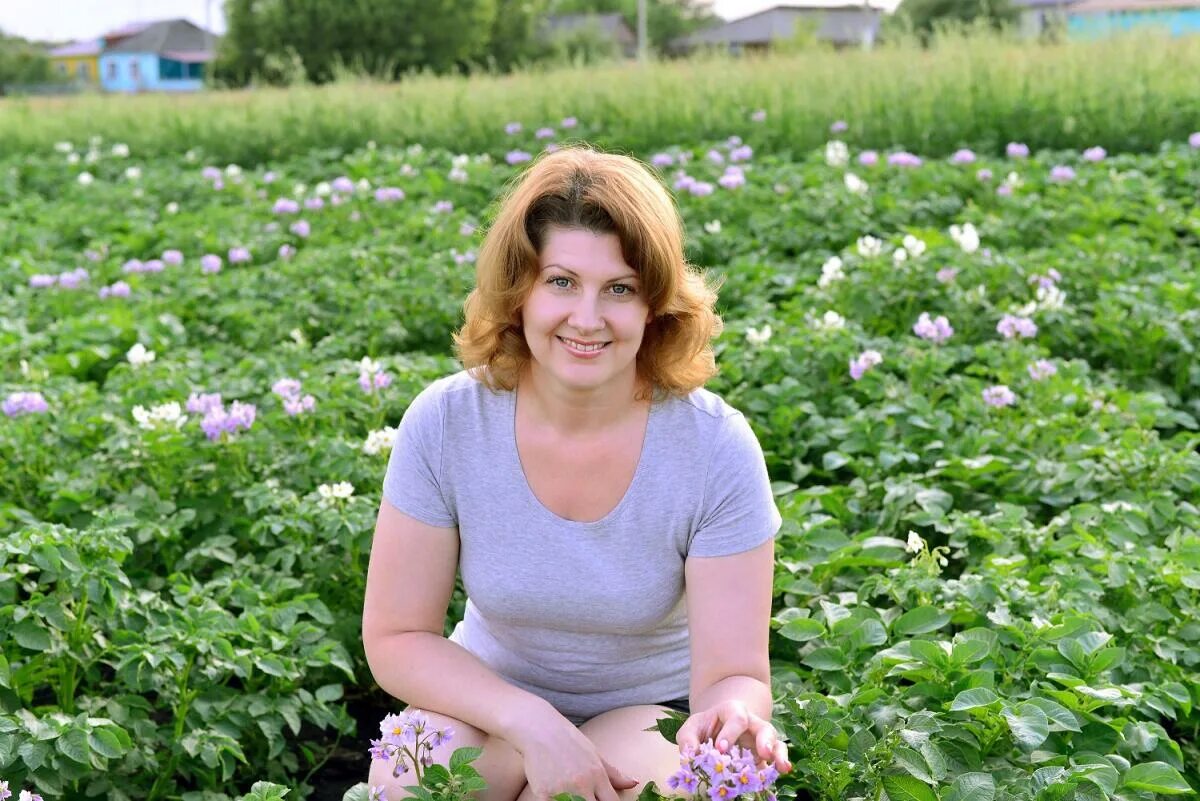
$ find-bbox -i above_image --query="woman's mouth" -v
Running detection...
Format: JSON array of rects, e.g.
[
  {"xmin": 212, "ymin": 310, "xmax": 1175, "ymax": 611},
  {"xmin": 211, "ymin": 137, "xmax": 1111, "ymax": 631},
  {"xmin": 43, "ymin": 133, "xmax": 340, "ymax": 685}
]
[{"xmin": 557, "ymin": 336, "xmax": 610, "ymax": 357}]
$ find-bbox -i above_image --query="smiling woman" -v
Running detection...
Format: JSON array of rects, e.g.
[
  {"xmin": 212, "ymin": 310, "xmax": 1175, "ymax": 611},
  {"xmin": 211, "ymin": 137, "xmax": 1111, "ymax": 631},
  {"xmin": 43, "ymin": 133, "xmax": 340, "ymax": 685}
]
[{"xmin": 362, "ymin": 145, "xmax": 788, "ymax": 801}]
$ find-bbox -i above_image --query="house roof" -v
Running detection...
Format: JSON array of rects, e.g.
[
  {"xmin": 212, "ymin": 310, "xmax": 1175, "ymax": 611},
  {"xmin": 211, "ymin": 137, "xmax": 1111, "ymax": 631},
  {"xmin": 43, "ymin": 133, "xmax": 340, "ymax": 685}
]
[
  {"xmin": 104, "ymin": 18, "xmax": 218, "ymax": 57},
  {"xmin": 1069, "ymin": 0, "xmax": 1200, "ymax": 9},
  {"xmin": 679, "ymin": 5, "xmax": 884, "ymax": 47},
  {"xmin": 101, "ymin": 20, "xmax": 157, "ymax": 38},
  {"xmin": 725, "ymin": 0, "xmax": 901, "ymax": 18},
  {"xmin": 48, "ymin": 40, "xmax": 101, "ymax": 58},
  {"xmin": 1010, "ymin": 0, "xmax": 1075, "ymax": 7}
]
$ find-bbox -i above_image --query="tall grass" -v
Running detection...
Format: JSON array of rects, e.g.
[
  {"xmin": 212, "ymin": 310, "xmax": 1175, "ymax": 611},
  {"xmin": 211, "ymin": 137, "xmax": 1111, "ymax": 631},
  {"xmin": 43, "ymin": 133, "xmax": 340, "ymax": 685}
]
[{"xmin": 2, "ymin": 28, "xmax": 1198, "ymax": 165}]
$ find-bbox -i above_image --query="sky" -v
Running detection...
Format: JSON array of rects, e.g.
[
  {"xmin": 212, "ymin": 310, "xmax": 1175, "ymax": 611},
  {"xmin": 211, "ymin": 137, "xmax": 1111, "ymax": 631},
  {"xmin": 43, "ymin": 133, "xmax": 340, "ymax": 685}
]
[{"xmin": 0, "ymin": 0, "xmax": 847, "ymax": 44}]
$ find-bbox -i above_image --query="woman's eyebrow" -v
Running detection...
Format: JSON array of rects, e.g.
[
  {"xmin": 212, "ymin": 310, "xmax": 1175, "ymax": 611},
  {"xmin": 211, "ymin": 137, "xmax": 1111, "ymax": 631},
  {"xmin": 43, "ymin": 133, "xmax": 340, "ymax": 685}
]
[{"xmin": 542, "ymin": 264, "xmax": 638, "ymax": 281}]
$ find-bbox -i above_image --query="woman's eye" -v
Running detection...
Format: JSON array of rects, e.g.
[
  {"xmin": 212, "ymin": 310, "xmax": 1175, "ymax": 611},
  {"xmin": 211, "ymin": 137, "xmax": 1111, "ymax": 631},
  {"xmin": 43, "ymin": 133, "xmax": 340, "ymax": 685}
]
[
  {"xmin": 548, "ymin": 277, "xmax": 571, "ymax": 288},
  {"xmin": 611, "ymin": 284, "xmax": 635, "ymax": 296}
]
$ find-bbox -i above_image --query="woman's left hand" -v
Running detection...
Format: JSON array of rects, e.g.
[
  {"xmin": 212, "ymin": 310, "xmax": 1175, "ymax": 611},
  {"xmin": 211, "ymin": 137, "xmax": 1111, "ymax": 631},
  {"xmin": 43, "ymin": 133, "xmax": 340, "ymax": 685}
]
[{"xmin": 674, "ymin": 700, "xmax": 792, "ymax": 774}]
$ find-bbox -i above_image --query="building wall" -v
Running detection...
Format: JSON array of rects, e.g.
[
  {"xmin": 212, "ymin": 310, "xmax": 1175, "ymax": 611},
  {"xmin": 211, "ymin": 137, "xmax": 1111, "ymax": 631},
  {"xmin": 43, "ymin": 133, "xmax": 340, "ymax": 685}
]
[
  {"xmin": 1069, "ymin": 8, "xmax": 1200, "ymax": 37},
  {"xmin": 99, "ymin": 53, "xmax": 205, "ymax": 92},
  {"xmin": 49, "ymin": 56, "xmax": 99, "ymax": 83}
]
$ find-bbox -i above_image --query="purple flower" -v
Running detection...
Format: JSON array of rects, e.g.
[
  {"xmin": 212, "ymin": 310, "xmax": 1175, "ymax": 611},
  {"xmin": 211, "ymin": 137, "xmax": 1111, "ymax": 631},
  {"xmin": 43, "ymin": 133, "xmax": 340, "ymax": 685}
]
[
  {"xmin": 85, "ymin": 248, "xmax": 105, "ymax": 261},
  {"xmin": 849, "ymin": 350, "xmax": 883, "ymax": 381},
  {"xmin": 688, "ymin": 181, "xmax": 715, "ymax": 197},
  {"xmin": 706, "ymin": 149, "xmax": 724, "ymax": 165},
  {"xmin": 561, "ymin": 116, "xmax": 578, "ymax": 129},
  {"xmin": 913, "ymin": 312, "xmax": 953, "ymax": 343},
  {"xmin": 1006, "ymin": 142, "xmax": 1030, "ymax": 159},
  {"xmin": 99, "ymin": 281, "xmax": 131, "ymax": 299},
  {"xmin": 1049, "ymin": 165, "xmax": 1076, "ymax": 183},
  {"xmin": 1083, "ymin": 146, "xmax": 1107, "ymax": 162},
  {"xmin": 202, "ymin": 166, "xmax": 222, "ymax": 180},
  {"xmin": 375, "ymin": 187, "xmax": 405, "ymax": 202},
  {"xmin": 726, "ymin": 136, "xmax": 743, "ymax": 148},
  {"xmin": 290, "ymin": 220, "xmax": 311, "ymax": 238},
  {"xmin": 858, "ymin": 150, "xmax": 879, "ymax": 167},
  {"xmin": 830, "ymin": 120, "xmax": 848, "ymax": 133},
  {"xmin": 186, "ymin": 391, "xmax": 223, "ymax": 415},
  {"xmin": 201, "ymin": 400, "xmax": 256, "ymax": 441},
  {"xmin": 673, "ymin": 173, "xmax": 696, "ymax": 192},
  {"xmin": 163, "ymin": 249, "xmax": 184, "ymax": 265},
  {"xmin": 888, "ymin": 151, "xmax": 923, "ymax": 168},
  {"xmin": 718, "ymin": 170, "xmax": 745, "ymax": 190},
  {"xmin": 535, "ymin": 127, "xmax": 555, "ymax": 139},
  {"xmin": 279, "ymin": 244, "xmax": 296, "ymax": 260},
  {"xmin": 730, "ymin": 145, "xmax": 753, "ymax": 162},
  {"xmin": 123, "ymin": 258, "xmax": 143, "ymax": 274},
  {"xmin": 368, "ymin": 787, "xmax": 388, "ymax": 801},
  {"xmin": 997, "ymin": 183, "xmax": 1014, "ymax": 197},
  {"xmin": 263, "ymin": 170, "xmax": 278, "ymax": 183},
  {"xmin": 996, "ymin": 314, "xmax": 1038, "ymax": 339},
  {"xmin": 951, "ymin": 148, "xmax": 976, "ymax": 164},
  {"xmin": 432, "ymin": 200, "xmax": 453, "ymax": 214},
  {"xmin": 544, "ymin": 143, "xmax": 560, "ymax": 154},
  {"xmin": 459, "ymin": 221, "xmax": 476, "ymax": 236},
  {"xmin": 229, "ymin": 247, "xmax": 251, "ymax": 263},
  {"xmin": 273, "ymin": 378, "xmax": 303, "ymax": 399},
  {"xmin": 332, "ymin": 175, "xmax": 355, "ymax": 193},
  {"xmin": 506, "ymin": 150, "xmax": 532, "ymax": 165},
  {"xmin": 651, "ymin": 152, "xmax": 675, "ymax": 167},
  {"xmin": 977, "ymin": 168, "xmax": 993, "ymax": 181},
  {"xmin": 284, "ymin": 395, "xmax": 316, "ymax": 416},
  {"xmin": 982, "ymin": 385, "xmax": 1016, "ymax": 408},
  {"xmin": 57, "ymin": 267, "xmax": 89, "ymax": 288},
  {"xmin": 143, "ymin": 259, "xmax": 164, "ymax": 273},
  {"xmin": 3, "ymin": 391, "xmax": 49, "ymax": 417},
  {"xmin": 273, "ymin": 198, "xmax": 300, "ymax": 214},
  {"xmin": 1189, "ymin": 132, "xmax": 1200, "ymax": 149},
  {"xmin": 200, "ymin": 254, "xmax": 222, "ymax": 274},
  {"xmin": 504, "ymin": 121, "xmax": 522, "ymax": 135},
  {"xmin": 304, "ymin": 196, "xmax": 325, "ymax": 210},
  {"xmin": 1028, "ymin": 359, "xmax": 1057, "ymax": 381},
  {"xmin": 936, "ymin": 267, "xmax": 958, "ymax": 283},
  {"xmin": 750, "ymin": 109, "xmax": 767, "ymax": 123},
  {"xmin": 30, "ymin": 274, "xmax": 57, "ymax": 288}
]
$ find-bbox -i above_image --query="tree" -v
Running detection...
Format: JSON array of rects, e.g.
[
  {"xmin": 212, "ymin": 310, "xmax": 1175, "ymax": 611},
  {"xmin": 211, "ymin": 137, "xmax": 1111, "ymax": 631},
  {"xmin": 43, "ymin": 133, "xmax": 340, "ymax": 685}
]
[
  {"xmin": 484, "ymin": 0, "xmax": 553, "ymax": 71},
  {"xmin": 892, "ymin": 0, "xmax": 1019, "ymax": 38},
  {"xmin": 544, "ymin": 0, "xmax": 716, "ymax": 56}
]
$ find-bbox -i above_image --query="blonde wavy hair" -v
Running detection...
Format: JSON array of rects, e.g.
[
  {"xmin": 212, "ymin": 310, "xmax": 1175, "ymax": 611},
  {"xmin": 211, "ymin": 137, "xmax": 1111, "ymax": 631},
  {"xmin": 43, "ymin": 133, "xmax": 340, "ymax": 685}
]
[{"xmin": 452, "ymin": 145, "xmax": 724, "ymax": 403}]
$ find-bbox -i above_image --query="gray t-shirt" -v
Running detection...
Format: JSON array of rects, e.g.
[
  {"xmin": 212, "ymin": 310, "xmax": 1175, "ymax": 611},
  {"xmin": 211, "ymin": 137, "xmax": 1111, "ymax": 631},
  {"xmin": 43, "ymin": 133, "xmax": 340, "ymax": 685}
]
[{"xmin": 381, "ymin": 368, "xmax": 782, "ymax": 725}]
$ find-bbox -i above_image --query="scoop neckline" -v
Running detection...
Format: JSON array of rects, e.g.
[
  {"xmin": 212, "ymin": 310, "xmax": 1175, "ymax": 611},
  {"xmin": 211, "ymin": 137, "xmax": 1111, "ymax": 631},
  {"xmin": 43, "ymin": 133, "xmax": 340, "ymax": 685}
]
[{"xmin": 508, "ymin": 385, "xmax": 659, "ymax": 528}]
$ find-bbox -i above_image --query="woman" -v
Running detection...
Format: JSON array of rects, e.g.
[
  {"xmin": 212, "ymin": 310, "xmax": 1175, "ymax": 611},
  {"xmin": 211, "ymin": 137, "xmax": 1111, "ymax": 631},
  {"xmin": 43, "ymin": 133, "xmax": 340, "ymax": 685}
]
[{"xmin": 362, "ymin": 145, "xmax": 791, "ymax": 801}]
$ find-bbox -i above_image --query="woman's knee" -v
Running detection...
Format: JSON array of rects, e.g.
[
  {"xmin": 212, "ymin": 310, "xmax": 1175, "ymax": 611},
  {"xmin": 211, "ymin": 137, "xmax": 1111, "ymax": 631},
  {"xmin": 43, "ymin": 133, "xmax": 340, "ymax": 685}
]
[{"xmin": 366, "ymin": 706, "xmax": 527, "ymax": 801}]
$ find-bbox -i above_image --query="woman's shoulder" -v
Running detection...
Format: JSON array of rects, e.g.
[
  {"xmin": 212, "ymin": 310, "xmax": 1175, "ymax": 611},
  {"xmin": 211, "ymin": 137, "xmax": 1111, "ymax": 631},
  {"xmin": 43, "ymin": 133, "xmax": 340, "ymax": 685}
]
[{"xmin": 660, "ymin": 383, "xmax": 742, "ymax": 423}]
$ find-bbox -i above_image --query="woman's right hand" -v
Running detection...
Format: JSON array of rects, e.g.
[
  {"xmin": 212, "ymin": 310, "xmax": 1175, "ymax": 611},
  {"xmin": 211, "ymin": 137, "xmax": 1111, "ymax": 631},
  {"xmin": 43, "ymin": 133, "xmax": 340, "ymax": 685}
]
[{"xmin": 510, "ymin": 708, "xmax": 640, "ymax": 801}]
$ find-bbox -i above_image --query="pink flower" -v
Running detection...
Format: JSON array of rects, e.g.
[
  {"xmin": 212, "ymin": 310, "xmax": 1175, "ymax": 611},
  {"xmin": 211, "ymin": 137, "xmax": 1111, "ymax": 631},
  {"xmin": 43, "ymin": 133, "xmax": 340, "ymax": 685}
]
[
  {"xmin": 858, "ymin": 150, "xmax": 879, "ymax": 167},
  {"xmin": 888, "ymin": 151, "xmax": 923, "ymax": 168},
  {"xmin": 951, "ymin": 148, "xmax": 976, "ymax": 164},
  {"xmin": 688, "ymin": 181, "xmax": 715, "ymax": 197},
  {"xmin": 273, "ymin": 198, "xmax": 300, "ymax": 214},
  {"xmin": 289, "ymin": 220, "xmax": 311, "ymax": 238},
  {"xmin": 561, "ymin": 116, "xmax": 578, "ymax": 128},
  {"xmin": 1049, "ymin": 165, "xmax": 1076, "ymax": 182},
  {"xmin": 977, "ymin": 168, "xmax": 993, "ymax": 181},
  {"xmin": 849, "ymin": 350, "xmax": 882, "ymax": 381},
  {"xmin": 996, "ymin": 314, "xmax": 1038, "ymax": 339},
  {"xmin": 913, "ymin": 312, "xmax": 953, "ymax": 343},
  {"xmin": 750, "ymin": 109, "xmax": 767, "ymax": 122},
  {"xmin": 279, "ymin": 244, "xmax": 296, "ymax": 260},
  {"xmin": 200, "ymin": 254, "xmax": 222, "ymax": 274},
  {"xmin": 375, "ymin": 187, "xmax": 405, "ymax": 202},
  {"xmin": 1083, "ymin": 146, "xmax": 1107, "ymax": 162},
  {"xmin": 1189, "ymin": 132, "xmax": 1200, "ymax": 149},
  {"xmin": 1028, "ymin": 359, "xmax": 1057, "ymax": 380},
  {"xmin": 1006, "ymin": 142, "xmax": 1030, "ymax": 159},
  {"xmin": 830, "ymin": 120, "xmax": 848, "ymax": 133},
  {"xmin": 304, "ymin": 197, "xmax": 325, "ymax": 210},
  {"xmin": 982, "ymin": 385, "xmax": 1016, "ymax": 408},
  {"xmin": 332, "ymin": 176, "xmax": 355, "ymax": 193},
  {"xmin": 535, "ymin": 127, "xmax": 555, "ymax": 139},
  {"xmin": 504, "ymin": 121, "xmax": 522, "ymax": 135},
  {"xmin": 228, "ymin": 247, "xmax": 251, "ymax": 263},
  {"xmin": 163, "ymin": 249, "xmax": 184, "ymax": 265},
  {"xmin": 936, "ymin": 267, "xmax": 958, "ymax": 283}
]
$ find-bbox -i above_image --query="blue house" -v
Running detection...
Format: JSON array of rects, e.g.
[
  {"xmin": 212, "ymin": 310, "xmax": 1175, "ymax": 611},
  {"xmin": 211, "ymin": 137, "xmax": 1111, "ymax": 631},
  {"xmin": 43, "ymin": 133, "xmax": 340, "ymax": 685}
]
[
  {"xmin": 1067, "ymin": 0, "xmax": 1200, "ymax": 36},
  {"xmin": 98, "ymin": 19, "xmax": 218, "ymax": 93}
]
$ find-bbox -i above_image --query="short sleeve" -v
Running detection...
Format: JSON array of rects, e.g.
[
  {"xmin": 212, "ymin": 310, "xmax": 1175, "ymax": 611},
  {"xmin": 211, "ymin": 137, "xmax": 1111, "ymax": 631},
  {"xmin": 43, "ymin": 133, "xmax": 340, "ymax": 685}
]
[
  {"xmin": 381, "ymin": 381, "xmax": 456, "ymax": 528},
  {"xmin": 687, "ymin": 411, "xmax": 782, "ymax": 558}
]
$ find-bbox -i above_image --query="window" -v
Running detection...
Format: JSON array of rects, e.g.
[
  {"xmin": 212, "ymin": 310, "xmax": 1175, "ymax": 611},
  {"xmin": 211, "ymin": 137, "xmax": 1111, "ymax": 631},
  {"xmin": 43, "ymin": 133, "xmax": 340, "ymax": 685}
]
[
  {"xmin": 77, "ymin": 63, "xmax": 89, "ymax": 79},
  {"xmin": 130, "ymin": 61, "xmax": 140, "ymax": 81},
  {"xmin": 107, "ymin": 61, "xmax": 118, "ymax": 79}
]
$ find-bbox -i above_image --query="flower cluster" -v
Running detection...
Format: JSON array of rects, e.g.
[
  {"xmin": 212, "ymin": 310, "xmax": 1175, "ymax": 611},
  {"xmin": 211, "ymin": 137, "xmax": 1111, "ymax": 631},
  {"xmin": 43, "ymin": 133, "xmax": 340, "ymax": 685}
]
[
  {"xmin": 745, "ymin": 325, "xmax": 772, "ymax": 347},
  {"xmin": 667, "ymin": 741, "xmax": 781, "ymax": 801},
  {"xmin": 913, "ymin": 313, "xmax": 953, "ymax": 343},
  {"xmin": 849, "ymin": 349, "xmax": 883, "ymax": 381},
  {"xmin": 949, "ymin": 222, "xmax": 980, "ymax": 254},
  {"xmin": 983, "ymin": 385, "xmax": 1017, "ymax": 408},
  {"xmin": 368, "ymin": 710, "xmax": 456, "ymax": 797},
  {"xmin": 888, "ymin": 151, "xmax": 923, "ymax": 168},
  {"xmin": 363, "ymin": 426, "xmax": 399, "ymax": 455},
  {"xmin": 127, "ymin": 343, "xmax": 156, "ymax": 367},
  {"xmin": 318, "ymin": 482, "xmax": 355, "ymax": 504},
  {"xmin": 818, "ymin": 256, "xmax": 844, "ymax": 288},
  {"xmin": 358, "ymin": 357, "xmax": 393, "ymax": 394},
  {"xmin": 996, "ymin": 314, "xmax": 1038, "ymax": 340},
  {"xmin": 2, "ymin": 391, "xmax": 49, "ymax": 418},
  {"xmin": 185, "ymin": 392, "xmax": 256, "ymax": 441},
  {"xmin": 29, "ymin": 267, "xmax": 89, "ymax": 288},
  {"xmin": 1028, "ymin": 359, "xmax": 1057, "ymax": 381},
  {"xmin": 375, "ymin": 187, "xmax": 406, "ymax": 202},
  {"xmin": 99, "ymin": 281, "xmax": 132, "ymax": 299},
  {"xmin": 272, "ymin": 378, "xmax": 317, "ymax": 416},
  {"xmin": 132, "ymin": 401, "xmax": 187, "ymax": 431},
  {"xmin": 0, "ymin": 780, "xmax": 44, "ymax": 801}
]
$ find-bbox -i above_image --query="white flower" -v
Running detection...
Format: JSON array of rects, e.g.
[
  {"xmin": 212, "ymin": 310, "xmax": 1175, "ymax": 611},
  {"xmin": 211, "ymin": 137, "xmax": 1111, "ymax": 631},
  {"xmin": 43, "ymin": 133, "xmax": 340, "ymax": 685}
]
[
  {"xmin": 125, "ymin": 166, "xmax": 141, "ymax": 180},
  {"xmin": 856, "ymin": 235, "xmax": 882, "ymax": 258},
  {"xmin": 225, "ymin": 163, "xmax": 242, "ymax": 176},
  {"xmin": 843, "ymin": 172, "xmax": 868, "ymax": 194},
  {"xmin": 893, "ymin": 247, "xmax": 908, "ymax": 264},
  {"xmin": 1004, "ymin": 171, "xmax": 1022, "ymax": 188},
  {"xmin": 317, "ymin": 481, "xmax": 355, "ymax": 503},
  {"xmin": 165, "ymin": 201, "xmax": 180, "ymax": 214},
  {"xmin": 704, "ymin": 220, "xmax": 722, "ymax": 235},
  {"xmin": 315, "ymin": 181, "xmax": 332, "ymax": 196},
  {"xmin": 67, "ymin": 152, "xmax": 80, "ymax": 164},
  {"xmin": 906, "ymin": 531, "xmax": 925, "ymax": 553},
  {"xmin": 363, "ymin": 426, "xmax": 399, "ymax": 455},
  {"xmin": 126, "ymin": 343, "xmax": 156, "ymax": 367},
  {"xmin": 289, "ymin": 328, "xmax": 308, "ymax": 346},
  {"xmin": 77, "ymin": 171, "xmax": 94, "ymax": 185},
  {"xmin": 902, "ymin": 234, "xmax": 927, "ymax": 258},
  {"xmin": 358, "ymin": 356, "xmax": 382, "ymax": 375},
  {"xmin": 356, "ymin": 178, "xmax": 372, "ymax": 192},
  {"xmin": 1013, "ymin": 300, "xmax": 1038, "ymax": 317},
  {"xmin": 1035, "ymin": 284, "xmax": 1067, "ymax": 311},
  {"xmin": 112, "ymin": 143, "xmax": 130, "ymax": 157},
  {"xmin": 949, "ymin": 223, "xmax": 980, "ymax": 254},
  {"xmin": 986, "ymin": 602, "xmax": 1014, "ymax": 627},
  {"xmin": 1101, "ymin": 501, "xmax": 1135, "ymax": 513},
  {"xmin": 813, "ymin": 310, "xmax": 845, "ymax": 331},
  {"xmin": 825, "ymin": 140, "xmax": 849, "ymax": 167},
  {"xmin": 185, "ymin": 148, "xmax": 199, "ymax": 162},
  {"xmin": 745, "ymin": 324, "xmax": 773, "ymax": 346},
  {"xmin": 452, "ymin": 153, "xmax": 470, "ymax": 168},
  {"xmin": 449, "ymin": 166, "xmax": 468, "ymax": 183},
  {"xmin": 85, "ymin": 149, "xmax": 100, "ymax": 164},
  {"xmin": 818, "ymin": 256, "xmax": 845, "ymax": 288},
  {"xmin": 293, "ymin": 183, "xmax": 307, "ymax": 196},
  {"xmin": 132, "ymin": 401, "xmax": 186, "ymax": 431},
  {"xmin": 54, "ymin": 141, "xmax": 73, "ymax": 153}
]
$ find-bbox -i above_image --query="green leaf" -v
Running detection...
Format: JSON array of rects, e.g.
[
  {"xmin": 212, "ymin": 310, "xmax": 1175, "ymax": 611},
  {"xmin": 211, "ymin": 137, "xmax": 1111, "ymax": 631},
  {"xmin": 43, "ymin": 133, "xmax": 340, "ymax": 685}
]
[
  {"xmin": 801, "ymin": 646, "xmax": 849, "ymax": 671},
  {"xmin": 881, "ymin": 774, "xmax": 937, "ymax": 801},
  {"xmin": 87, "ymin": 727, "xmax": 126, "ymax": 759},
  {"xmin": 1021, "ymin": 697, "xmax": 1081, "ymax": 732},
  {"xmin": 255, "ymin": 656, "xmax": 289, "ymax": 678},
  {"xmin": 949, "ymin": 688, "xmax": 1000, "ymax": 711},
  {"xmin": 780, "ymin": 618, "xmax": 825, "ymax": 642},
  {"xmin": 909, "ymin": 639, "xmax": 949, "ymax": 668},
  {"xmin": 341, "ymin": 784, "xmax": 370, "ymax": 801},
  {"xmin": 449, "ymin": 745, "xmax": 483, "ymax": 772},
  {"xmin": 1121, "ymin": 762, "xmax": 1194, "ymax": 794},
  {"xmin": 944, "ymin": 773, "xmax": 996, "ymax": 801},
  {"xmin": 822, "ymin": 451, "xmax": 850, "ymax": 471},
  {"xmin": 1003, "ymin": 703, "xmax": 1049, "ymax": 750},
  {"xmin": 56, "ymin": 727, "xmax": 90, "ymax": 764},
  {"xmin": 12, "ymin": 619, "xmax": 52, "ymax": 652},
  {"xmin": 892, "ymin": 606, "xmax": 950, "ymax": 637}
]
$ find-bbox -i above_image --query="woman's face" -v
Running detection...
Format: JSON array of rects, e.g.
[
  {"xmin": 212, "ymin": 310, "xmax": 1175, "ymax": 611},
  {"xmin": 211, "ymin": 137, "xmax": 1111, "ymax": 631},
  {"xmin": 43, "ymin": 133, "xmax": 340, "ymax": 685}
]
[{"xmin": 520, "ymin": 226, "xmax": 653, "ymax": 395}]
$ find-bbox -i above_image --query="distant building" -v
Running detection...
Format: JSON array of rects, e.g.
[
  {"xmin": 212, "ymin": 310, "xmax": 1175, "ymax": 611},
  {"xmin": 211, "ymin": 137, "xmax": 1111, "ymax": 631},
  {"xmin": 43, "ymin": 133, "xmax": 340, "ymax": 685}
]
[
  {"xmin": 1010, "ymin": 0, "xmax": 1074, "ymax": 37},
  {"xmin": 539, "ymin": 13, "xmax": 639, "ymax": 58},
  {"xmin": 672, "ymin": 1, "xmax": 901, "ymax": 54},
  {"xmin": 1067, "ymin": 0, "xmax": 1200, "ymax": 36},
  {"xmin": 46, "ymin": 40, "xmax": 102, "ymax": 84},
  {"xmin": 97, "ymin": 19, "xmax": 218, "ymax": 93}
]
